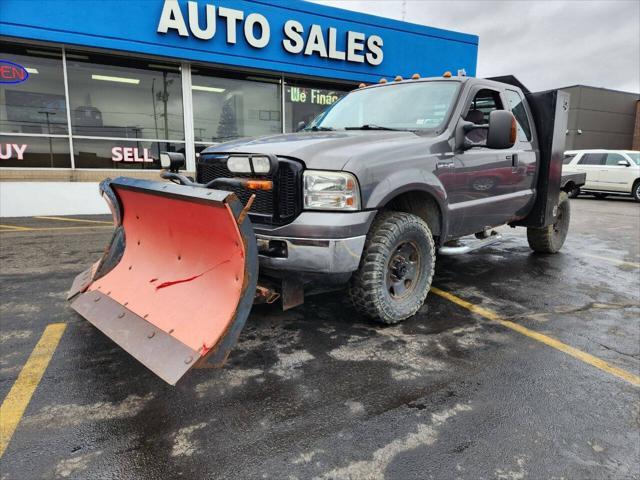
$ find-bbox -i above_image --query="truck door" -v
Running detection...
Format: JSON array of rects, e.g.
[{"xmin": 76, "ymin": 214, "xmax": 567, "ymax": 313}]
[
  {"xmin": 598, "ymin": 152, "xmax": 631, "ymax": 192},
  {"xmin": 451, "ymin": 87, "xmax": 527, "ymax": 235},
  {"xmin": 575, "ymin": 152, "xmax": 606, "ymax": 189}
]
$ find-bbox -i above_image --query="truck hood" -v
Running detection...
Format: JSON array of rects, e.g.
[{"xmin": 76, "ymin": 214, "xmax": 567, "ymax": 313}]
[{"xmin": 203, "ymin": 131, "xmax": 422, "ymax": 171}]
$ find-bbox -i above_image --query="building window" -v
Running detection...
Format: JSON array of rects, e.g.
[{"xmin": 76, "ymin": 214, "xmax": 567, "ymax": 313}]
[
  {"xmin": 66, "ymin": 52, "xmax": 184, "ymax": 141},
  {"xmin": 192, "ymin": 70, "xmax": 281, "ymax": 149},
  {"xmin": 73, "ymin": 138, "xmax": 184, "ymax": 169},
  {"xmin": 284, "ymin": 80, "xmax": 348, "ymax": 132},
  {"xmin": 0, "ymin": 135, "xmax": 71, "ymax": 168},
  {"xmin": 0, "ymin": 44, "xmax": 68, "ymax": 135}
]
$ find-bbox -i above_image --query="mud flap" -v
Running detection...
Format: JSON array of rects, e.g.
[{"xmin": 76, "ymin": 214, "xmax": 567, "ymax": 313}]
[{"xmin": 68, "ymin": 177, "xmax": 258, "ymax": 385}]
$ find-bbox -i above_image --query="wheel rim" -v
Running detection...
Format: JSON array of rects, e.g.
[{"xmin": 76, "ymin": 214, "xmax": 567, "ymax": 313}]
[
  {"xmin": 473, "ymin": 177, "xmax": 495, "ymax": 191},
  {"xmin": 553, "ymin": 202, "xmax": 568, "ymax": 238},
  {"xmin": 386, "ymin": 241, "xmax": 421, "ymax": 299},
  {"xmin": 635, "ymin": 183, "xmax": 640, "ymax": 199}
]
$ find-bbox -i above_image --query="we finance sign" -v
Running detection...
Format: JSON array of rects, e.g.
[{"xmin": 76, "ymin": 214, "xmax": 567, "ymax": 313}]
[{"xmin": 157, "ymin": 0, "xmax": 384, "ymax": 66}]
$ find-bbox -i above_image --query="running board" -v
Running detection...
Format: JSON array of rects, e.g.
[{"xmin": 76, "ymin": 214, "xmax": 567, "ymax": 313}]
[{"xmin": 438, "ymin": 233, "xmax": 503, "ymax": 256}]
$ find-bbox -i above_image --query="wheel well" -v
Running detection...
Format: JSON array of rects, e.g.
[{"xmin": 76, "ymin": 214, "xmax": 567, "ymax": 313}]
[
  {"xmin": 384, "ymin": 190, "xmax": 442, "ymax": 237},
  {"xmin": 562, "ymin": 181, "xmax": 576, "ymax": 193}
]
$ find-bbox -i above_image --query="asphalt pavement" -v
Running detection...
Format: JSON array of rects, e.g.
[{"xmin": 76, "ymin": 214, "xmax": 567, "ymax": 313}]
[{"xmin": 0, "ymin": 196, "xmax": 638, "ymax": 479}]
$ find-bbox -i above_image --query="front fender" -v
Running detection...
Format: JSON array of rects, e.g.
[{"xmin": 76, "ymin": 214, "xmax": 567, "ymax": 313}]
[{"xmin": 362, "ymin": 169, "xmax": 450, "ymax": 238}]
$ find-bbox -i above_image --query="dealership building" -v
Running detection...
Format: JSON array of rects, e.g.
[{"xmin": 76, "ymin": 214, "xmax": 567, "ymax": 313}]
[{"xmin": 0, "ymin": 0, "xmax": 478, "ymax": 216}]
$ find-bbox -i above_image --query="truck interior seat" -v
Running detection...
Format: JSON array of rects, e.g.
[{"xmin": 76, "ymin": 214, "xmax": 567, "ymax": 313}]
[{"xmin": 465, "ymin": 109, "xmax": 485, "ymax": 124}]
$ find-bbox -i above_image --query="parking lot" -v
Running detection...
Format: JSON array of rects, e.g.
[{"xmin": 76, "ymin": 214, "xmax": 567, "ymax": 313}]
[{"xmin": 0, "ymin": 196, "xmax": 638, "ymax": 479}]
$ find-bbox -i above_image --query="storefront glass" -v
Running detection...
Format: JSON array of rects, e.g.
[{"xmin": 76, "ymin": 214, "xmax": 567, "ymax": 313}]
[
  {"xmin": 284, "ymin": 80, "xmax": 347, "ymax": 132},
  {"xmin": 73, "ymin": 138, "xmax": 184, "ymax": 169},
  {"xmin": 66, "ymin": 53, "xmax": 184, "ymax": 140},
  {"xmin": 0, "ymin": 44, "xmax": 67, "ymax": 135},
  {"xmin": 0, "ymin": 135, "xmax": 71, "ymax": 168},
  {"xmin": 192, "ymin": 71, "xmax": 281, "ymax": 146}
]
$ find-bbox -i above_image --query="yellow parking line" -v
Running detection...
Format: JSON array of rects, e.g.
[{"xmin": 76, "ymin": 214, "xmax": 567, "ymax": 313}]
[
  {"xmin": 0, "ymin": 323, "xmax": 66, "ymax": 458},
  {"xmin": 34, "ymin": 216, "xmax": 113, "ymax": 225},
  {"xmin": 582, "ymin": 253, "xmax": 640, "ymax": 269},
  {"xmin": 430, "ymin": 287, "xmax": 640, "ymax": 387},
  {"xmin": 0, "ymin": 224, "xmax": 32, "ymax": 231},
  {"xmin": 0, "ymin": 225, "xmax": 112, "ymax": 232}
]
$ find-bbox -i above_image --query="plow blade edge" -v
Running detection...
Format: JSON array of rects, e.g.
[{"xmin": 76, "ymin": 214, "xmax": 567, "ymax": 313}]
[{"xmin": 69, "ymin": 177, "xmax": 258, "ymax": 385}]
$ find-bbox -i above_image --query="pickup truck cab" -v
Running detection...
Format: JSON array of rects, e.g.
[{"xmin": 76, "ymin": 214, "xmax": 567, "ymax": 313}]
[{"xmin": 196, "ymin": 75, "xmax": 579, "ymax": 323}]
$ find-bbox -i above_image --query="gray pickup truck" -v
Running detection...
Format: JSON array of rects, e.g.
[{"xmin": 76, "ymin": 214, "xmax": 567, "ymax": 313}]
[
  {"xmin": 194, "ymin": 74, "xmax": 584, "ymax": 323},
  {"xmin": 68, "ymin": 74, "xmax": 586, "ymax": 383}
]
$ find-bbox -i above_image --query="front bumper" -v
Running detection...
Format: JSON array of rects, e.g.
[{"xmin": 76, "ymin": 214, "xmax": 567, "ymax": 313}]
[
  {"xmin": 253, "ymin": 210, "xmax": 376, "ymax": 274},
  {"xmin": 257, "ymin": 235, "xmax": 366, "ymax": 273}
]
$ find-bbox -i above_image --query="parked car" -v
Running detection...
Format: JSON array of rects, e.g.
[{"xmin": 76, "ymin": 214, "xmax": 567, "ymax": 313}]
[{"xmin": 563, "ymin": 150, "xmax": 640, "ymax": 201}]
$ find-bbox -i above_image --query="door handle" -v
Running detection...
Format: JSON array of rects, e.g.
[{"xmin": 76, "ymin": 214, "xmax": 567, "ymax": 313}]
[{"xmin": 437, "ymin": 162, "xmax": 455, "ymax": 169}]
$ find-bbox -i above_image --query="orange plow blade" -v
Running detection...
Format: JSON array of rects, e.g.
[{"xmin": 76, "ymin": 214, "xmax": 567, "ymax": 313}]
[{"xmin": 69, "ymin": 177, "xmax": 258, "ymax": 385}]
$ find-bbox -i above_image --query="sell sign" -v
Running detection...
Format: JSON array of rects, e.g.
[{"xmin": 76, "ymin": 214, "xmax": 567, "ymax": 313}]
[{"xmin": 112, "ymin": 147, "xmax": 154, "ymax": 163}]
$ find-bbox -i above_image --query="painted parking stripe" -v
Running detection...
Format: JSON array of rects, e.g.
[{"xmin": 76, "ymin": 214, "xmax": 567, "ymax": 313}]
[
  {"xmin": 34, "ymin": 216, "xmax": 113, "ymax": 225},
  {"xmin": 582, "ymin": 253, "xmax": 640, "ymax": 269},
  {"xmin": 0, "ymin": 225, "xmax": 112, "ymax": 232},
  {"xmin": 0, "ymin": 224, "xmax": 32, "ymax": 231},
  {"xmin": 430, "ymin": 287, "xmax": 640, "ymax": 387},
  {"xmin": 0, "ymin": 323, "xmax": 66, "ymax": 458}
]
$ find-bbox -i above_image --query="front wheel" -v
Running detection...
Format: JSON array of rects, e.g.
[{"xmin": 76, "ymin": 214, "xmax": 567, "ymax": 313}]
[
  {"xmin": 349, "ymin": 211, "xmax": 436, "ymax": 324},
  {"xmin": 527, "ymin": 191, "xmax": 570, "ymax": 254},
  {"xmin": 632, "ymin": 180, "xmax": 640, "ymax": 202}
]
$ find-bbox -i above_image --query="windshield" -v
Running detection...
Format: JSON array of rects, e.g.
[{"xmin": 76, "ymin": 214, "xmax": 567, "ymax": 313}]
[
  {"xmin": 307, "ymin": 81, "xmax": 460, "ymax": 131},
  {"xmin": 626, "ymin": 152, "xmax": 639, "ymax": 164}
]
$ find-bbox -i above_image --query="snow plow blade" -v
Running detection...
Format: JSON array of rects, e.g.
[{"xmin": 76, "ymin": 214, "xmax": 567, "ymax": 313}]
[{"xmin": 68, "ymin": 177, "xmax": 258, "ymax": 385}]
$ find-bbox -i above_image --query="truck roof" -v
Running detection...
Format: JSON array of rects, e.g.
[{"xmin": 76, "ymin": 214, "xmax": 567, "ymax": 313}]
[{"xmin": 356, "ymin": 75, "xmax": 527, "ymax": 94}]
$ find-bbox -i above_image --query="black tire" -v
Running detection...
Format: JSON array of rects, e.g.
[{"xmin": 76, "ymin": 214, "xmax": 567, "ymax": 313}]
[
  {"xmin": 349, "ymin": 211, "xmax": 436, "ymax": 324},
  {"xmin": 567, "ymin": 186, "xmax": 580, "ymax": 198},
  {"xmin": 527, "ymin": 191, "xmax": 570, "ymax": 254},
  {"xmin": 632, "ymin": 180, "xmax": 640, "ymax": 202},
  {"xmin": 593, "ymin": 193, "xmax": 608, "ymax": 199}
]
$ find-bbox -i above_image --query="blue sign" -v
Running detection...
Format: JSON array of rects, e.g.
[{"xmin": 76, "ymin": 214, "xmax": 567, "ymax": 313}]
[
  {"xmin": 0, "ymin": 60, "xmax": 29, "ymax": 84},
  {"xmin": 0, "ymin": 0, "xmax": 478, "ymax": 83}
]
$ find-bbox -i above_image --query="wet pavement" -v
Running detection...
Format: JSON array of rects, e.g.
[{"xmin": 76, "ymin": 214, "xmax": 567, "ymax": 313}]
[{"xmin": 0, "ymin": 197, "xmax": 638, "ymax": 479}]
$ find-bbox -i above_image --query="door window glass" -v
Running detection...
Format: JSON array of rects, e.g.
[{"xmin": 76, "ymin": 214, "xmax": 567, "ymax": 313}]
[
  {"xmin": 466, "ymin": 89, "xmax": 504, "ymax": 124},
  {"xmin": 505, "ymin": 90, "xmax": 532, "ymax": 141},
  {"xmin": 604, "ymin": 153, "xmax": 626, "ymax": 166},
  {"xmin": 578, "ymin": 153, "xmax": 606, "ymax": 165}
]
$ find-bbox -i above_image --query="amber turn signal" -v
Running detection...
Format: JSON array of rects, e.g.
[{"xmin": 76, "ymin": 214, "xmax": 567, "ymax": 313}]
[
  {"xmin": 443, "ymin": 71, "xmax": 452, "ymax": 78},
  {"xmin": 411, "ymin": 73, "xmax": 420, "ymax": 80},
  {"xmin": 244, "ymin": 180, "xmax": 273, "ymax": 191}
]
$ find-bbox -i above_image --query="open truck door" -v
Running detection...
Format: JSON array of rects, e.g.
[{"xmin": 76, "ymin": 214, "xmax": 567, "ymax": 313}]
[{"xmin": 68, "ymin": 177, "xmax": 258, "ymax": 385}]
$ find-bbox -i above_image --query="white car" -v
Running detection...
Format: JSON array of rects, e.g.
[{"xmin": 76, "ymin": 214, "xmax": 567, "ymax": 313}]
[{"xmin": 563, "ymin": 150, "xmax": 640, "ymax": 202}]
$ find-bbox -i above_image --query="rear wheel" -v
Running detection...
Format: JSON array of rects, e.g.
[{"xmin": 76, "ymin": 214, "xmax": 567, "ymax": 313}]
[
  {"xmin": 632, "ymin": 180, "xmax": 640, "ymax": 202},
  {"xmin": 593, "ymin": 193, "xmax": 608, "ymax": 199},
  {"xmin": 349, "ymin": 211, "xmax": 435, "ymax": 324},
  {"xmin": 527, "ymin": 191, "xmax": 570, "ymax": 254},
  {"xmin": 567, "ymin": 186, "xmax": 580, "ymax": 198}
]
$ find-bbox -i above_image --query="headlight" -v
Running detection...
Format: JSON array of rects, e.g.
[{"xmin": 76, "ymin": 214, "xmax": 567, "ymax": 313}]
[
  {"xmin": 303, "ymin": 170, "xmax": 360, "ymax": 211},
  {"xmin": 227, "ymin": 156, "xmax": 272, "ymax": 174}
]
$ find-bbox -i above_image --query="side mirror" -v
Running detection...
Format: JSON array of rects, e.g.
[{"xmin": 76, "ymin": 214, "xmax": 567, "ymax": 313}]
[
  {"xmin": 617, "ymin": 159, "xmax": 630, "ymax": 167},
  {"xmin": 486, "ymin": 110, "xmax": 517, "ymax": 149},
  {"xmin": 160, "ymin": 152, "xmax": 185, "ymax": 173},
  {"xmin": 296, "ymin": 121, "xmax": 307, "ymax": 132}
]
